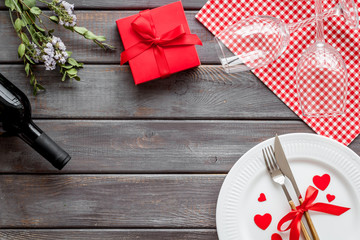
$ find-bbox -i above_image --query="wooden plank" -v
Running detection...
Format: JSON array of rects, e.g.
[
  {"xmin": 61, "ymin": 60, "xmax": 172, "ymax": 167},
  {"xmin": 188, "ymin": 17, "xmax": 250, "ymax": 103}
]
[
  {"xmin": 0, "ymin": 229, "xmax": 218, "ymax": 240},
  {"xmin": 0, "ymin": 120, "xmax": 312, "ymax": 173},
  {"xmin": 0, "ymin": 65, "xmax": 296, "ymax": 119},
  {"xmin": 0, "ymin": 0, "xmax": 208, "ymax": 10},
  {"xmin": 0, "ymin": 11, "xmax": 217, "ymax": 64},
  {"xmin": 0, "ymin": 174, "xmax": 223, "ymax": 228}
]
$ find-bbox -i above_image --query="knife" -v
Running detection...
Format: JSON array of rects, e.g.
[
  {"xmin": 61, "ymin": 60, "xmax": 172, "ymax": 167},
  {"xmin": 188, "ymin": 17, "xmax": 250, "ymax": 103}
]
[{"xmin": 274, "ymin": 134, "xmax": 320, "ymax": 240}]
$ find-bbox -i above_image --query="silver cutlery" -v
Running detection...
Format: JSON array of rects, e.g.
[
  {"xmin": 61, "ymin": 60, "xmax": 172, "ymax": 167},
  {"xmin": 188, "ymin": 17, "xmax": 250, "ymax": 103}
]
[
  {"xmin": 262, "ymin": 146, "xmax": 311, "ymax": 240},
  {"xmin": 274, "ymin": 134, "xmax": 319, "ymax": 240}
]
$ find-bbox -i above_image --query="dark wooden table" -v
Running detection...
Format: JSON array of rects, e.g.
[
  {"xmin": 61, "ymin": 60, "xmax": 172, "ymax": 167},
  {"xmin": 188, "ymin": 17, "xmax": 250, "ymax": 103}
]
[{"xmin": 1, "ymin": 0, "xmax": 360, "ymax": 239}]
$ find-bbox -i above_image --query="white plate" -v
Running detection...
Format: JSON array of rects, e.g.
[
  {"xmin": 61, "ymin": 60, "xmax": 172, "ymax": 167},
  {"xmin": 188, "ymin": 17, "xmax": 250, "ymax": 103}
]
[{"xmin": 216, "ymin": 133, "xmax": 360, "ymax": 240}]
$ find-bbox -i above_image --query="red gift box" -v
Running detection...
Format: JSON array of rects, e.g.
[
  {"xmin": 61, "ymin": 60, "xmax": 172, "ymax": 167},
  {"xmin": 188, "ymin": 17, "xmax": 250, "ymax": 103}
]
[{"xmin": 116, "ymin": 1, "xmax": 202, "ymax": 84}]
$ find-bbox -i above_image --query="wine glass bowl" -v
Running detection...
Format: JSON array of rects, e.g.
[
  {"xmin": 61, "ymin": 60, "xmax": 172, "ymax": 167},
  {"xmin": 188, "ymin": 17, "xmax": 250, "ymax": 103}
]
[
  {"xmin": 296, "ymin": 43, "xmax": 348, "ymax": 117},
  {"xmin": 215, "ymin": 16, "xmax": 289, "ymax": 73},
  {"xmin": 214, "ymin": 0, "xmax": 359, "ymax": 73},
  {"xmin": 295, "ymin": 0, "xmax": 357, "ymax": 117}
]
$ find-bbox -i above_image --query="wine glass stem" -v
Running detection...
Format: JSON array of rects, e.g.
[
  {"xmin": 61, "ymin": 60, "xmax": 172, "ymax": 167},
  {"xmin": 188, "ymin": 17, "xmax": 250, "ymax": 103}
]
[
  {"xmin": 315, "ymin": 0, "xmax": 325, "ymax": 43},
  {"xmin": 287, "ymin": 6, "xmax": 337, "ymax": 34}
]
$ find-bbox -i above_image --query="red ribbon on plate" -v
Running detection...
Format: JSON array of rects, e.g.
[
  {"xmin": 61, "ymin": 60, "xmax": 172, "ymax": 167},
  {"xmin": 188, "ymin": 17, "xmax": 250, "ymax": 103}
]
[
  {"xmin": 120, "ymin": 10, "xmax": 202, "ymax": 78},
  {"xmin": 277, "ymin": 185, "xmax": 350, "ymax": 240}
]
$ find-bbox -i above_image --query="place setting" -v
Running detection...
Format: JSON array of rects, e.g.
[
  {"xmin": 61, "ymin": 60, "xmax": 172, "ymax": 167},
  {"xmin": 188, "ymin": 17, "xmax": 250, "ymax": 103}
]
[{"xmin": 216, "ymin": 133, "xmax": 360, "ymax": 240}]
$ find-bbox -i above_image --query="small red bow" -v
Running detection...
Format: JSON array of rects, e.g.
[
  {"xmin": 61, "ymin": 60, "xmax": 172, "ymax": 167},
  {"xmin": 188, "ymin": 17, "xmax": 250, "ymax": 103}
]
[
  {"xmin": 120, "ymin": 10, "xmax": 202, "ymax": 78},
  {"xmin": 278, "ymin": 186, "xmax": 350, "ymax": 240}
]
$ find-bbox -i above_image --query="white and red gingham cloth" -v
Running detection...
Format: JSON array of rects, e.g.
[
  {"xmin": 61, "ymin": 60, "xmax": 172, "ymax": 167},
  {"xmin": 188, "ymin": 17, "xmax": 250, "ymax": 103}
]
[{"xmin": 196, "ymin": 0, "xmax": 360, "ymax": 145}]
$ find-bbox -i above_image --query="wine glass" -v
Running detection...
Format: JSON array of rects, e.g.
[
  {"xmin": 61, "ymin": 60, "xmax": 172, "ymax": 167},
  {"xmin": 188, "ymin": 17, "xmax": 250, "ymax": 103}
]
[
  {"xmin": 215, "ymin": 0, "xmax": 359, "ymax": 73},
  {"xmin": 296, "ymin": 0, "xmax": 354, "ymax": 117}
]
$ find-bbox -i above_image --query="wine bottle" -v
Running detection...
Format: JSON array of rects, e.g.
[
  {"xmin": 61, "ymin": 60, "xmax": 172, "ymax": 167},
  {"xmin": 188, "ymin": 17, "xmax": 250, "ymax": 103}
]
[{"xmin": 0, "ymin": 73, "xmax": 71, "ymax": 170}]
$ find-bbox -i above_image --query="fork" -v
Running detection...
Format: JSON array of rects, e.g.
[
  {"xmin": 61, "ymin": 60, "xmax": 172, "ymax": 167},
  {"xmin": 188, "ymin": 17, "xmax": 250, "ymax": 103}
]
[{"xmin": 262, "ymin": 146, "xmax": 311, "ymax": 240}]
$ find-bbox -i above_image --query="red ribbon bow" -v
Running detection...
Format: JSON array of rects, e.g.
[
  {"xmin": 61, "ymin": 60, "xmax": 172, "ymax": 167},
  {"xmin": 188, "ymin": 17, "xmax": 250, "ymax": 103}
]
[
  {"xmin": 120, "ymin": 10, "xmax": 202, "ymax": 78},
  {"xmin": 277, "ymin": 186, "xmax": 350, "ymax": 240}
]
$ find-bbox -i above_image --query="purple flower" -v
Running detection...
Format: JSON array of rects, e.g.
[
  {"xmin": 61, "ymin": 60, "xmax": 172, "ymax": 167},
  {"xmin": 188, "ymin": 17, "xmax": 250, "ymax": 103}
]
[
  {"xmin": 33, "ymin": 36, "xmax": 69, "ymax": 71},
  {"xmin": 55, "ymin": 0, "xmax": 77, "ymax": 27}
]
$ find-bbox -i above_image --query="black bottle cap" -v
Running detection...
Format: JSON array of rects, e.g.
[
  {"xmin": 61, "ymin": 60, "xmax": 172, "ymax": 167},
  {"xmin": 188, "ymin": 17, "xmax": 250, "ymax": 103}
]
[{"xmin": 33, "ymin": 133, "xmax": 71, "ymax": 170}]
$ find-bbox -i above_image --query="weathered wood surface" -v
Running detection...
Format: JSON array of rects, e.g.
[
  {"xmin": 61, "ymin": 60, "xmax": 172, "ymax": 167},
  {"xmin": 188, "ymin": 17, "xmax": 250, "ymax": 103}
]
[
  {"xmin": 0, "ymin": 229, "xmax": 218, "ymax": 240},
  {"xmin": 0, "ymin": 65, "xmax": 296, "ymax": 119},
  {"xmin": 0, "ymin": 174, "xmax": 223, "ymax": 228},
  {"xmin": 0, "ymin": 0, "xmax": 208, "ymax": 10},
  {"xmin": 0, "ymin": 1, "xmax": 329, "ymax": 238},
  {"xmin": 0, "ymin": 120, "xmax": 312, "ymax": 173},
  {"xmin": 0, "ymin": 11, "xmax": 217, "ymax": 64}
]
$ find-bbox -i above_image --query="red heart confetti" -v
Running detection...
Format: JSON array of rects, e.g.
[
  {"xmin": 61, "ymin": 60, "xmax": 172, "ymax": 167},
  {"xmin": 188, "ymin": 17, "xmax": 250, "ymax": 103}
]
[
  {"xmin": 271, "ymin": 233, "xmax": 283, "ymax": 240},
  {"xmin": 258, "ymin": 193, "xmax": 266, "ymax": 202},
  {"xmin": 326, "ymin": 194, "xmax": 336, "ymax": 202},
  {"xmin": 254, "ymin": 213, "xmax": 272, "ymax": 230},
  {"xmin": 313, "ymin": 174, "xmax": 331, "ymax": 191}
]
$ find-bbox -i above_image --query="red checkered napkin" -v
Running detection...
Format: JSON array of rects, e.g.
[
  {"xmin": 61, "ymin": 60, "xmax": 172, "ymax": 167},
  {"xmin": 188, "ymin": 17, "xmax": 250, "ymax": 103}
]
[{"xmin": 196, "ymin": 0, "xmax": 360, "ymax": 145}]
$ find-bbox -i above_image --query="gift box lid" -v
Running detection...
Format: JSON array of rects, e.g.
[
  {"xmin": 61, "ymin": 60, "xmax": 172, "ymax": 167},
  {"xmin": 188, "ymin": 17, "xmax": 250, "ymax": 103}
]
[{"xmin": 116, "ymin": 1, "xmax": 201, "ymax": 84}]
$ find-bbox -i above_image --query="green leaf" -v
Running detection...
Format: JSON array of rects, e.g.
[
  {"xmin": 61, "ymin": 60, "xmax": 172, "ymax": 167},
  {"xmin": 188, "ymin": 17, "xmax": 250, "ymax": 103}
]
[
  {"xmin": 96, "ymin": 36, "xmax": 106, "ymax": 42},
  {"xmin": 49, "ymin": 16, "xmax": 59, "ymax": 23},
  {"xmin": 61, "ymin": 65, "xmax": 73, "ymax": 69},
  {"xmin": 66, "ymin": 51, "xmax": 72, "ymax": 57},
  {"xmin": 30, "ymin": 74, "xmax": 35, "ymax": 85},
  {"xmin": 63, "ymin": 25, "xmax": 74, "ymax": 31},
  {"xmin": 30, "ymin": 7, "xmax": 41, "ymax": 16},
  {"xmin": 22, "ymin": 0, "xmax": 36, "ymax": 10},
  {"xmin": 84, "ymin": 31, "xmax": 97, "ymax": 40},
  {"xmin": 37, "ymin": 84, "xmax": 45, "ymax": 90},
  {"xmin": 73, "ymin": 26, "xmax": 87, "ymax": 35},
  {"xmin": 67, "ymin": 58, "xmax": 79, "ymax": 66},
  {"xmin": 5, "ymin": 0, "xmax": 16, "ymax": 11},
  {"xmin": 66, "ymin": 68, "xmax": 77, "ymax": 76},
  {"xmin": 18, "ymin": 43, "xmax": 25, "ymax": 58},
  {"xmin": 33, "ymin": 85, "xmax": 38, "ymax": 96},
  {"xmin": 97, "ymin": 42, "xmax": 116, "ymax": 51},
  {"xmin": 25, "ymin": 63, "xmax": 30, "ymax": 76},
  {"xmin": 25, "ymin": 54, "xmax": 35, "ymax": 64},
  {"xmin": 14, "ymin": 18, "xmax": 23, "ymax": 32},
  {"xmin": 73, "ymin": 76, "xmax": 80, "ymax": 81},
  {"xmin": 34, "ymin": 23, "xmax": 45, "ymax": 32},
  {"xmin": 20, "ymin": 32, "xmax": 29, "ymax": 45},
  {"xmin": 62, "ymin": 72, "xmax": 67, "ymax": 81},
  {"xmin": 48, "ymin": 29, "xmax": 54, "ymax": 34},
  {"xmin": 4, "ymin": 0, "xmax": 11, "ymax": 7}
]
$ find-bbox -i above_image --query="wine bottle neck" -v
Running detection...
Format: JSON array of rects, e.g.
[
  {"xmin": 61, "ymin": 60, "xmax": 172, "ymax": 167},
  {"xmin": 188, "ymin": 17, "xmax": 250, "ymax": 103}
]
[
  {"xmin": 18, "ymin": 121, "xmax": 43, "ymax": 145},
  {"xmin": 17, "ymin": 121, "xmax": 71, "ymax": 170}
]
